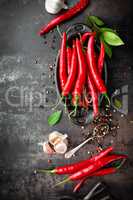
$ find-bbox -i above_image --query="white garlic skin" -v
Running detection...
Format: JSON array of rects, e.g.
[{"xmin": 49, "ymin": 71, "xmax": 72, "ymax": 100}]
[{"xmin": 45, "ymin": 0, "xmax": 68, "ymax": 14}]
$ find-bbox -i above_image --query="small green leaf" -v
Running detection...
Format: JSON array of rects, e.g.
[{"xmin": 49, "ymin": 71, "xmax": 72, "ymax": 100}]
[
  {"xmin": 100, "ymin": 36, "xmax": 112, "ymax": 58},
  {"xmin": 100, "ymin": 27, "xmax": 116, "ymax": 33},
  {"xmin": 48, "ymin": 110, "xmax": 62, "ymax": 126},
  {"xmin": 88, "ymin": 16, "xmax": 104, "ymax": 26},
  {"xmin": 114, "ymin": 98, "xmax": 122, "ymax": 109},
  {"xmin": 102, "ymin": 31, "xmax": 124, "ymax": 46}
]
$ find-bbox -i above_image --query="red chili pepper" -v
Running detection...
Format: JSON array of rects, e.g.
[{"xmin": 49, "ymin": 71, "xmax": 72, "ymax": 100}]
[
  {"xmin": 62, "ymin": 42, "xmax": 77, "ymax": 96},
  {"xmin": 73, "ymin": 177, "xmax": 86, "ymax": 192},
  {"xmin": 39, "ymin": 0, "xmax": 90, "ymax": 35},
  {"xmin": 40, "ymin": 146, "xmax": 113, "ymax": 175},
  {"xmin": 87, "ymin": 35, "xmax": 108, "ymax": 100},
  {"xmin": 81, "ymin": 32, "xmax": 96, "ymax": 43},
  {"xmin": 98, "ymin": 41, "xmax": 105, "ymax": 75},
  {"xmin": 56, "ymin": 154, "xmax": 127, "ymax": 185},
  {"xmin": 84, "ymin": 50, "xmax": 99, "ymax": 117},
  {"xmin": 73, "ymin": 167, "xmax": 117, "ymax": 192},
  {"xmin": 72, "ymin": 39, "xmax": 86, "ymax": 108},
  {"xmin": 59, "ymin": 32, "xmax": 67, "ymax": 91},
  {"xmin": 87, "ymin": 75, "xmax": 99, "ymax": 117},
  {"xmin": 66, "ymin": 47, "xmax": 72, "ymax": 75}
]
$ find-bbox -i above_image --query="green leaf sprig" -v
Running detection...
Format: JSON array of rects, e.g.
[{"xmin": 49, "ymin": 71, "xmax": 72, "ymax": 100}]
[{"xmin": 86, "ymin": 15, "xmax": 124, "ymax": 58}]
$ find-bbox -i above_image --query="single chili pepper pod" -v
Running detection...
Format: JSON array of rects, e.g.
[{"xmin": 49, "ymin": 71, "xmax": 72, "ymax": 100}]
[
  {"xmin": 59, "ymin": 32, "xmax": 67, "ymax": 91},
  {"xmin": 62, "ymin": 41, "xmax": 77, "ymax": 96},
  {"xmin": 45, "ymin": 146, "xmax": 113, "ymax": 175},
  {"xmin": 72, "ymin": 39, "xmax": 86, "ymax": 107},
  {"xmin": 87, "ymin": 35, "xmax": 107, "ymax": 94},
  {"xmin": 66, "ymin": 47, "xmax": 72, "ymax": 75},
  {"xmin": 98, "ymin": 40, "xmax": 105, "ymax": 75},
  {"xmin": 39, "ymin": 0, "xmax": 90, "ymax": 35},
  {"xmin": 73, "ymin": 167, "xmax": 117, "ymax": 192},
  {"xmin": 84, "ymin": 50, "xmax": 99, "ymax": 117},
  {"xmin": 87, "ymin": 75, "xmax": 99, "ymax": 117}
]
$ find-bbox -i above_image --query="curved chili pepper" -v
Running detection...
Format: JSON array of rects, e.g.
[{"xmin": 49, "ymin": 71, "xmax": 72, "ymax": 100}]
[
  {"xmin": 72, "ymin": 39, "xmax": 86, "ymax": 107},
  {"xmin": 87, "ymin": 74, "xmax": 99, "ymax": 117},
  {"xmin": 59, "ymin": 32, "xmax": 67, "ymax": 91},
  {"xmin": 87, "ymin": 35, "xmax": 107, "ymax": 95},
  {"xmin": 81, "ymin": 31, "xmax": 96, "ymax": 43},
  {"xmin": 73, "ymin": 167, "xmax": 117, "ymax": 192},
  {"xmin": 84, "ymin": 51, "xmax": 99, "ymax": 117},
  {"xmin": 62, "ymin": 42, "xmax": 77, "ymax": 96},
  {"xmin": 39, "ymin": 146, "xmax": 113, "ymax": 175},
  {"xmin": 39, "ymin": 0, "xmax": 90, "ymax": 35},
  {"xmin": 66, "ymin": 47, "xmax": 72, "ymax": 75},
  {"xmin": 56, "ymin": 154, "xmax": 127, "ymax": 185},
  {"xmin": 98, "ymin": 41, "xmax": 105, "ymax": 75}
]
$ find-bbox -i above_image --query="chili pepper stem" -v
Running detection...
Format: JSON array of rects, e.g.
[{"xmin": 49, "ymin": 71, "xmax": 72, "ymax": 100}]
[
  {"xmin": 103, "ymin": 93, "xmax": 110, "ymax": 106},
  {"xmin": 116, "ymin": 158, "xmax": 126, "ymax": 169},
  {"xmin": 36, "ymin": 169, "xmax": 55, "ymax": 174},
  {"xmin": 68, "ymin": 104, "xmax": 78, "ymax": 118},
  {"xmin": 56, "ymin": 25, "xmax": 63, "ymax": 38},
  {"xmin": 54, "ymin": 178, "xmax": 70, "ymax": 187},
  {"xmin": 52, "ymin": 96, "xmax": 64, "ymax": 111},
  {"xmin": 64, "ymin": 97, "xmax": 67, "ymax": 113},
  {"xmin": 68, "ymin": 95, "xmax": 79, "ymax": 118}
]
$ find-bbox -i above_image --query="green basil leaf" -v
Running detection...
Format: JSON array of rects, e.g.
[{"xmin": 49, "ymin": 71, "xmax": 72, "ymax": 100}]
[
  {"xmin": 102, "ymin": 31, "xmax": 124, "ymax": 46},
  {"xmin": 100, "ymin": 36, "xmax": 112, "ymax": 58},
  {"xmin": 100, "ymin": 27, "xmax": 116, "ymax": 33},
  {"xmin": 88, "ymin": 16, "xmax": 104, "ymax": 26},
  {"xmin": 114, "ymin": 98, "xmax": 122, "ymax": 109},
  {"xmin": 48, "ymin": 110, "xmax": 62, "ymax": 126}
]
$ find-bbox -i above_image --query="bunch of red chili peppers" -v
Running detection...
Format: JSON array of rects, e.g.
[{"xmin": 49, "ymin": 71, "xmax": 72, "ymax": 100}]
[
  {"xmin": 58, "ymin": 31, "xmax": 108, "ymax": 118},
  {"xmin": 38, "ymin": 146, "xmax": 127, "ymax": 192}
]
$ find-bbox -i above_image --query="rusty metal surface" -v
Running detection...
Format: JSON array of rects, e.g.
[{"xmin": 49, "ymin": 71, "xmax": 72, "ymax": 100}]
[{"xmin": 0, "ymin": 0, "xmax": 133, "ymax": 199}]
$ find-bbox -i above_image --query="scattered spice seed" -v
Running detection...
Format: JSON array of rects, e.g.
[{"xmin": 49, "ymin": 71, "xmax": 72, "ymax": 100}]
[{"xmin": 49, "ymin": 65, "xmax": 54, "ymax": 71}]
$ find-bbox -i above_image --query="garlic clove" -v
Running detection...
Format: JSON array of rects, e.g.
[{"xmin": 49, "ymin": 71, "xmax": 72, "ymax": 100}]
[
  {"xmin": 45, "ymin": 0, "xmax": 68, "ymax": 14},
  {"xmin": 54, "ymin": 142, "xmax": 68, "ymax": 154},
  {"xmin": 43, "ymin": 142, "xmax": 55, "ymax": 155}
]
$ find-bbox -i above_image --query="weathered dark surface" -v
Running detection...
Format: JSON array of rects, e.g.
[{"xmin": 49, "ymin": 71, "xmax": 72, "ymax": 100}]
[{"xmin": 0, "ymin": 0, "xmax": 133, "ymax": 199}]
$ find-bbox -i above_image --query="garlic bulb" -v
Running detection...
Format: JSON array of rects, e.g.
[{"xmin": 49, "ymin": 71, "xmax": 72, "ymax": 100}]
[{"xmin": 45, "ymin": 0, "xmax": 68, "ymax": 14}]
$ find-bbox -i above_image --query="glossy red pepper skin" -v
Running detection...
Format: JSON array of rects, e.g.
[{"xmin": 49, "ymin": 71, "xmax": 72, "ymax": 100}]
[
  {"xmin": 87, "ymin": 35, "xmax": 107, "ymax": 94},
  {"xmin": 87, "ymin": 75, "xmax": 99, "ymax": 117},
  {"xmin": 72, "ymin": 39, "xmax": 86, "ymax": 105},
  {"xmin": 85, "ymin": 51, "xmax": 99, "ymax": 117},
  {"xmin": 39, "ymin": 0, "xmax": 90, "ymax": 35},
  {"xmin": 81, "ymin": 32, "xmax": 96, "ymax": 43},
  {"xmin": 98, "ymin": 41, "xmax": 105, "ymax": 75},
  {"xmin": 62, "ymin": 43, "xmax": 77, "ymax": 96},
  {"xmin": 68, "ymin": 154, "xmax": 127, "ymax": 181},
  {"xmin": 59, "ymin": 32, "xmax": 67, "ymax": 91},
  {"xmin": 66, "ymin": 47, "xmax": 72, "ymax": 75},
  {"xmin": 53, "ymin": 146, "xmax": 113, "ymax": 175},
  {"xmin": 73, "ymin": 167, "xmax": 117, "ymax": 192}
]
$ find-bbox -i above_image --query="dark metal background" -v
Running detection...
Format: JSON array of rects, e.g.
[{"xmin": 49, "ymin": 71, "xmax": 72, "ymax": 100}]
[{"xmin": 0, "ymin": 0, "xmax": 133, "ymax": 199}]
